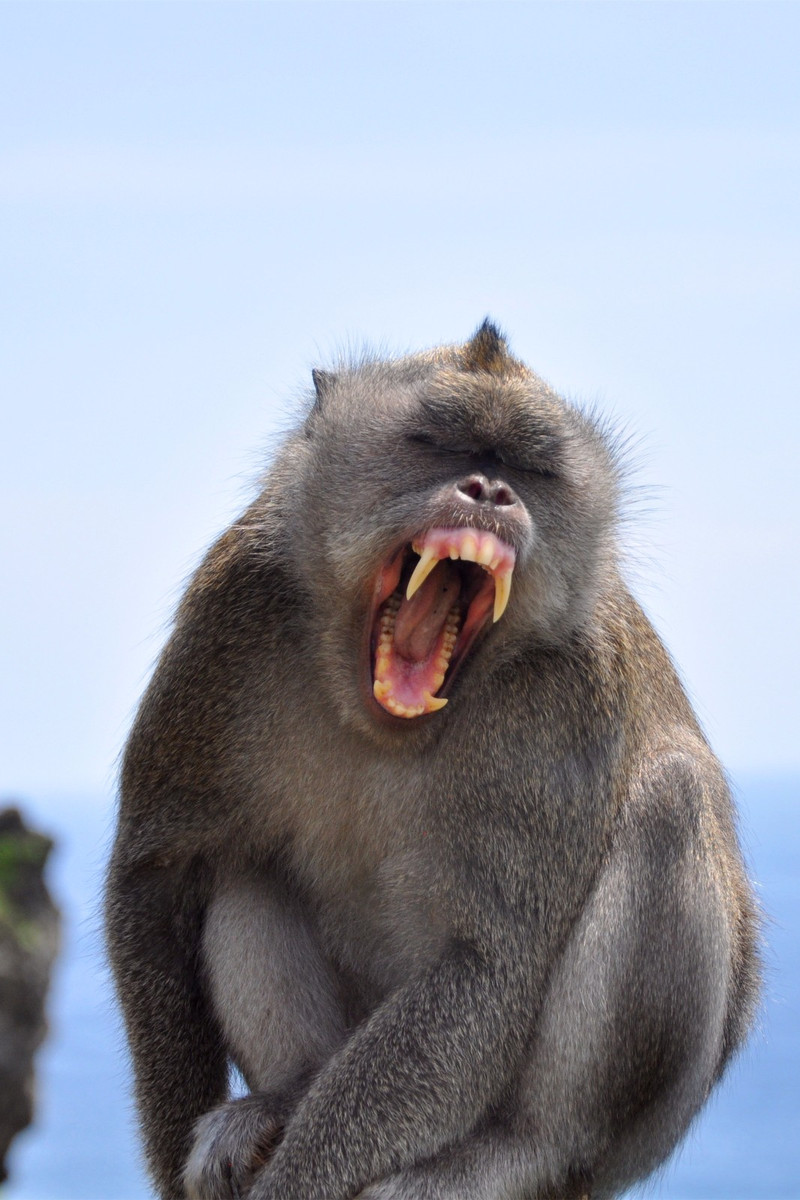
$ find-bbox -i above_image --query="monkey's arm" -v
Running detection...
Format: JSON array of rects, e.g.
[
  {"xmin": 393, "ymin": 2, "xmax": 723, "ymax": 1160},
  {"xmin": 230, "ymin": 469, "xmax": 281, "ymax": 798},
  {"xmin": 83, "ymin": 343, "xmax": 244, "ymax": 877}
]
[
  {"xmin": 108, "ymin": 524, "xmax": 296, "ymax": 1198},
  {"xmin": 105, "ymin": 848, "xmax": 228, "ymax": 1199},
  {"xmin": 256, "ymin": 937, "xmax": 528, "ymax": 1200}
]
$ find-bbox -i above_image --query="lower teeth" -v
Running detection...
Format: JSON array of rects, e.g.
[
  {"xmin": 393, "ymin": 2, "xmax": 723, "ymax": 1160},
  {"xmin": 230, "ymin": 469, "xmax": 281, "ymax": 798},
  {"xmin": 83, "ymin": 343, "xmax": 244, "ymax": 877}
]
[{"xmin": 373, "ymin": 600, "xmax": 461, "ymax": 711}]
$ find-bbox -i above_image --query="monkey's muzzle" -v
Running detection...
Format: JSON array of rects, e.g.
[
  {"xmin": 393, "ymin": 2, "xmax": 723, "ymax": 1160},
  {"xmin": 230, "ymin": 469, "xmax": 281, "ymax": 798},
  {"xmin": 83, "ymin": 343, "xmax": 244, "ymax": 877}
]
[{"xmin": 369, "ymin": 527, "xmax": 515, "ymax": 719}]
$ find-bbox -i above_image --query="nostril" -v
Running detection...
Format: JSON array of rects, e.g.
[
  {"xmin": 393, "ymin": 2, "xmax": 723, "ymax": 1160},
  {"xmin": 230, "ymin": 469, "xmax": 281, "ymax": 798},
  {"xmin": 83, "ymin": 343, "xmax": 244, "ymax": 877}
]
[
  {"xmin": 457, "ymin": 475, "xmax": 488, "ymax": 502},
  {"xmin": 493, "ymin": 485, "xmax": 515, "ymax": 507}
]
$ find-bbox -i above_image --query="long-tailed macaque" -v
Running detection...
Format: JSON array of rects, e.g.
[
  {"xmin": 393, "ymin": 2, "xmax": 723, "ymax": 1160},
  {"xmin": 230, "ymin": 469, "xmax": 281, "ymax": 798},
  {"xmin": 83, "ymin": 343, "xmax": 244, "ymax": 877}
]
[{"xmin": 106, "ymin": 322, "xmax": 760, "ymax": 1200}]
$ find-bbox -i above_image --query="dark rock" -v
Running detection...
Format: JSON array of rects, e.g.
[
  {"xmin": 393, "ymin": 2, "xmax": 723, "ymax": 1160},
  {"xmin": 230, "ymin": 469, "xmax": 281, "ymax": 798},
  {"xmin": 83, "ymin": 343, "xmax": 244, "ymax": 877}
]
[{"xmin": 0, "ymin": 806, "xmax": 60, "ymax": 1182}]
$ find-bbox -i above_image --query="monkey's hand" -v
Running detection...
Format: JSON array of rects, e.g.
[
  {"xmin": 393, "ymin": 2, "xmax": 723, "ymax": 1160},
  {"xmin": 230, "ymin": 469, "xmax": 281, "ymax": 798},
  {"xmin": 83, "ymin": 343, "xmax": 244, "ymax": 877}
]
[{"xmin": 183, "ymin": 1092, "xmax": 290, "ymax": 1200}]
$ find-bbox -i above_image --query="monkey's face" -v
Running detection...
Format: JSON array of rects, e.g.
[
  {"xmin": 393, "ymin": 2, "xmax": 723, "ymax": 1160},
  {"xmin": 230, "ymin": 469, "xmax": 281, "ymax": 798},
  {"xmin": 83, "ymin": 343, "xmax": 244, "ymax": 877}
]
[{"xmin": 290, "ymin": 351, "xmax": 618, "ymax": 730}]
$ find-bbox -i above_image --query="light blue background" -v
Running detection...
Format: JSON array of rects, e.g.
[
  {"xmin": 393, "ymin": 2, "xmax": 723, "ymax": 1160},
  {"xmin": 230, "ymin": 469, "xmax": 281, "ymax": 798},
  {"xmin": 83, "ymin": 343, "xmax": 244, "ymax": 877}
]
[{"xmin": 1, "ymin": 3, "xmax": 797, "ymax": 1197}]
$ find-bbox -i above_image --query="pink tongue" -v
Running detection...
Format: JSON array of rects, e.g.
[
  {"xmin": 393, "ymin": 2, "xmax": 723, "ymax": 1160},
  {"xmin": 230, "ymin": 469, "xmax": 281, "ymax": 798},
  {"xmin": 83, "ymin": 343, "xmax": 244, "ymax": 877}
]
[{"xmin": 393, "ymin": 561, "xmax": 459, "ymax": 663}]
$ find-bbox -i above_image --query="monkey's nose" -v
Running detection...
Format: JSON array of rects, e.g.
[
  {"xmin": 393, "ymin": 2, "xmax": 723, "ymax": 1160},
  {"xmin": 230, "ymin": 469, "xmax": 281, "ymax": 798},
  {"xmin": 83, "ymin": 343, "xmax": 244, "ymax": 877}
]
[{"xmin": 456, "ymin": 473, "xmax": 518, "ymax": 508}]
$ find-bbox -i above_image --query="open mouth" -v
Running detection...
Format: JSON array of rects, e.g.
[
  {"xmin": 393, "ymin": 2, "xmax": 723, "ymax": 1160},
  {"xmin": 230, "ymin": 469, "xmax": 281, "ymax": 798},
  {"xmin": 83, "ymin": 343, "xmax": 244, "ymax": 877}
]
[{"xmin": 368, "ymin": 527, "xmax": 516, "ymax": 719}]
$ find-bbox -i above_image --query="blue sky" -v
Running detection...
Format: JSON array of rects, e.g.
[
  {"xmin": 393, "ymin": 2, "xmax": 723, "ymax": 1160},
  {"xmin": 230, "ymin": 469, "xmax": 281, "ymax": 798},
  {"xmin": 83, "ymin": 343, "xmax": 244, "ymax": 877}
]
[{"xmin": 1, "ymin": 1, "xmax": 798, "ymax": 798}]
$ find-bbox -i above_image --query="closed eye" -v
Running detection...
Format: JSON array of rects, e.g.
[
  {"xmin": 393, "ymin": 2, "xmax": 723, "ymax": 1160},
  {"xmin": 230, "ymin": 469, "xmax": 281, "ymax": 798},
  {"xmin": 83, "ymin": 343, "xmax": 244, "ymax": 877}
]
[
  {"xmin": 406, "ymin": 433, "xmax": 472, "ymax": 456},
  {"xmin": 501, "ymin": 458, "xmax": 560, "ymax": 481},
  {"xmin": 407, "ymin": 435, "xmax": 560, "ymax": 480}
]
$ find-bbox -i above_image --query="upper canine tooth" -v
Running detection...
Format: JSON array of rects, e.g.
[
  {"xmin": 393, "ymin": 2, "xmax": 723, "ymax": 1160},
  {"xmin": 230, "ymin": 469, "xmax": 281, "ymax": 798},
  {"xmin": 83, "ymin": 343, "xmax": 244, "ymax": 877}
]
[
  {"xmin": 406, "ymin": 546, "xmax": 440, "ymax": 599},
  {"xmin": 493, "ymin": 568, "xmax": 513, "ymax": 622}
]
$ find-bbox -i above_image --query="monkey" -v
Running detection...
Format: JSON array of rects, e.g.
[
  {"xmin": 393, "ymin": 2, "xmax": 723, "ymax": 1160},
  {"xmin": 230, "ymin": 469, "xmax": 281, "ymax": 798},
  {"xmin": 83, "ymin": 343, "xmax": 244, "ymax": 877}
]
[{"xmin": 105, "ymin": 320, "xmax": 760, "ymax": 1200}]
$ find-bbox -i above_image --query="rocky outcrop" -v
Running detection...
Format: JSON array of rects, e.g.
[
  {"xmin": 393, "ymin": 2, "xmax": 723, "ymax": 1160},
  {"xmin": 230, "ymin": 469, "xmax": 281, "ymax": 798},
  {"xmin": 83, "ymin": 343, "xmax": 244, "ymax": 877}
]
[{"xmin": 0, "ymin": 807, "xmax": 60, "ymax": 1182}]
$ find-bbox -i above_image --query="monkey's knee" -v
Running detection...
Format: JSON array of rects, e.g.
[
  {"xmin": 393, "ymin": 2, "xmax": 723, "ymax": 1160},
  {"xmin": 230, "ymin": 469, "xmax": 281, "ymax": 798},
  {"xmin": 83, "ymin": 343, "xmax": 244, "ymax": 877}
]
[
  {"xmin": 517, "ymin": 827, "xmax": 733, "ymax": 1190},
  {"xmin": 202, "ymin": 875, "xmax": 346, "ymax": 1090}
]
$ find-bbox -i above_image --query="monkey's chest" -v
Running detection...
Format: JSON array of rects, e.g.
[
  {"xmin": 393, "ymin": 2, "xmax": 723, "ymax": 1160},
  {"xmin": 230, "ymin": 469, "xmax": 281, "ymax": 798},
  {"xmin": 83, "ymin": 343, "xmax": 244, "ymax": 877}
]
[
  {"xmin": 320, "ymin": 856, "xmax": 449, "ymax": 995},
  {"xmin": 270, "ymin": 748, "xmax": 451, "ymax": 991},
  {"xmin": 289, "ymin": 823, "xmax": 449, "ymax": 995}
]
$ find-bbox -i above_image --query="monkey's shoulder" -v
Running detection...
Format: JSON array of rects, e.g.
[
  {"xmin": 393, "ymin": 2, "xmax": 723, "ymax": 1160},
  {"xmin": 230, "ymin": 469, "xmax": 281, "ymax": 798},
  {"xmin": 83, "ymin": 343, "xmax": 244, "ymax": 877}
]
[
  {"xmin": 178, "ymin": 505, "xmax": 295, "ymax": 627},
  {"xmin": 147, "ymin": 508, "xmax": 302, "ymax": 702},
  {"xmin": 587, "ymin": 585, "xmax": 707, "ymax": 740},
  {"xmin": 118, "ymin": 513, "xmax": 299, "ymax": 827}
]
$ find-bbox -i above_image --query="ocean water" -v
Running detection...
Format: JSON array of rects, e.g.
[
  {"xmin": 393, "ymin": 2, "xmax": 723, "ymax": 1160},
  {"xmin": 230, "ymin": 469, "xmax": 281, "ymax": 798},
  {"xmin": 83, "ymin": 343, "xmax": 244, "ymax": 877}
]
[{"xmin": 4, "ymin": 774, "xmax": 797, "ymax": 1200}]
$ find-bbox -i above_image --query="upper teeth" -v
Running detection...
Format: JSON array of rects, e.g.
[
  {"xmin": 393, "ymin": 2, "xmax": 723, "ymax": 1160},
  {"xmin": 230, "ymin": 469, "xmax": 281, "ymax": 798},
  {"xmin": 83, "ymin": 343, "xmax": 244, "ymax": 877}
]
[{"xmin": 405, "ymin": 529, "xmax": 515, "ymax": 622}]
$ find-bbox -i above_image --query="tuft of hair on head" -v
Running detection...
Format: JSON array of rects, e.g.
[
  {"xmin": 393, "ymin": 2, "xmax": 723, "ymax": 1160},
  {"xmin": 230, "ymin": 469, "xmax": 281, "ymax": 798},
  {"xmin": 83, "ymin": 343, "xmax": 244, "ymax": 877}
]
[
  {"xmin": 461, "ymin": 318, "xmax": 512, "ymax": 375},
  {"xmin": 311, "ymin": 368, "xmax": 337, "ymax": 409}
]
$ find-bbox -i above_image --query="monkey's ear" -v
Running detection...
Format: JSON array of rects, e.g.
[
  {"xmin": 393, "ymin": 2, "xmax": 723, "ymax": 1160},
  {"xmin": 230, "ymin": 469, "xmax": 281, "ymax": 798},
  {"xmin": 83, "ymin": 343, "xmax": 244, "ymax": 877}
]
[
  {"xmin": 311, "ymin": 368, "xmax": 337, "ymax": 409},
  {"xmin": 462, "ymin": 319, "xmax": 510, "ymax": 374}
]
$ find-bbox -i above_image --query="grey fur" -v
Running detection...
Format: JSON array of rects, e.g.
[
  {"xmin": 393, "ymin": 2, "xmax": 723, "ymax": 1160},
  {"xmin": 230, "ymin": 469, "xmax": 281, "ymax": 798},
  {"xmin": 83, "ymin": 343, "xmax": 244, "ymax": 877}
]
[{"xmin": 106, "ymin": 322, "xmax": 760, "ymax": 1200}]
